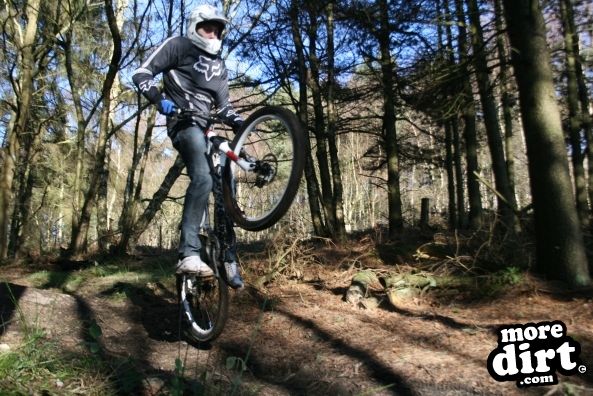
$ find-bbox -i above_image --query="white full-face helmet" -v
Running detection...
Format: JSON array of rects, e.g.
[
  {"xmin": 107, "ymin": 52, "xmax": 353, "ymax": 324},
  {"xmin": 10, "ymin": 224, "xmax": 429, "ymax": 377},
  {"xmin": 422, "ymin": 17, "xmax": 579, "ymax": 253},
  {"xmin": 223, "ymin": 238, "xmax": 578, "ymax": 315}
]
[{"xmin": 187, "ymin": 4, "xmax": 228, "ymax": 55}]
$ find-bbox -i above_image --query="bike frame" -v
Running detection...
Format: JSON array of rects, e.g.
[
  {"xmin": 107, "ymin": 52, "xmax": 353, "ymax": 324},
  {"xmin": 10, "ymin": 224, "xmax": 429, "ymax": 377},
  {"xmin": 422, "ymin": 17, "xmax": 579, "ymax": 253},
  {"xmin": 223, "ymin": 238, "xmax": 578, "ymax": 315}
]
[
  {"xmin": 168, "ymin": 109, "xmax": 238, "ymax": 281},
  {"xmin": 201, "ymin": 124, "xmax": 238, "ymax": 280}
]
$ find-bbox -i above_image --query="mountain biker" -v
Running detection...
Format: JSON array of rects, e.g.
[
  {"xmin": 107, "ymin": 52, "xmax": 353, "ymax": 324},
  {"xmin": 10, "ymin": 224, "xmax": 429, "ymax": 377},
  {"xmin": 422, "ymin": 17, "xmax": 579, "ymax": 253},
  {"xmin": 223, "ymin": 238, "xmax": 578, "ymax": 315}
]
[{"xmin": 132, "ymin": 4, "xmax": 244, "ymax": 289}]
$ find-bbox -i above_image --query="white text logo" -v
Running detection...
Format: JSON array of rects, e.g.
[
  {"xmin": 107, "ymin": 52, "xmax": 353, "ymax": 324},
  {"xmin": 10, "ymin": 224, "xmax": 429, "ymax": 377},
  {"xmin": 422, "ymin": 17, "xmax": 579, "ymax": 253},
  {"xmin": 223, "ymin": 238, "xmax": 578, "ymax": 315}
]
[{"xmin": 487, "ymin": 321, "xmax": 585, "ymax": 387}]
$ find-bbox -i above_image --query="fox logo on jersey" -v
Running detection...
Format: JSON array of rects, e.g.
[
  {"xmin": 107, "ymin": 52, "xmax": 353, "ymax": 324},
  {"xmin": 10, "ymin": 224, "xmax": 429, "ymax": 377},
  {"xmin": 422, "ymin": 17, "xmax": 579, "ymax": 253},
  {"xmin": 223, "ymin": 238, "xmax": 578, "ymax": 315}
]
[{"xmin": 193, "ymin": 55, "xmax": 223, "ymax": 81}]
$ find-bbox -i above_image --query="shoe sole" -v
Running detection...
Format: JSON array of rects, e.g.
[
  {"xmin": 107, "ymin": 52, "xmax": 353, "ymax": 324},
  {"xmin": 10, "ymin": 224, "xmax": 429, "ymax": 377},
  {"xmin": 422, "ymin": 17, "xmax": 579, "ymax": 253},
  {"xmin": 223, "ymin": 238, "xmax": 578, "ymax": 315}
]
[{"xmin": 176, "ymin": 268, "xmax": 215, "ymax": 276}]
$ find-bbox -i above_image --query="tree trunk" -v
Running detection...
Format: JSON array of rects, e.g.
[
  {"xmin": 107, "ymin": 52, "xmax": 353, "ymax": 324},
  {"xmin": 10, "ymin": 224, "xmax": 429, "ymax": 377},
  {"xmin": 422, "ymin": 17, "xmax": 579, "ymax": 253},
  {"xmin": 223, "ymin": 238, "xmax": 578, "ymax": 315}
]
[
  {"xmin": 123, "ymin": 155, "xmax": 184, "ymax": 253},
  {"xmin": 441, "ymin": 0, "xmax": 466, "ymax": 229},
  {"xmin": 306, "ymin": 7, "xmax": 340, "ymax": 237},
  {"xmin": 559, "ymin": 0, "xmax": 591, "ymax": 228},
  {"xmin": 8, "ymin": 157, "xmax": 31, "ymax": 256},
  {"xmin": 502, "ymin": 0, "xmax": 590, "ymax": 287},
  {"xmin": 444, "ymin": 122, "xmax": 457, "ymax": 229},
  {"xmin": 494, "ymin": 0, "xmax": 519, "ymax": 228},
  {"xmin": 119, "ymin": 107, "xmax": 157, "ymax": 251},
  {"xmin": 454, "ymin": 0, "xmax": 482, "ymax": 229},
  {"xmin": 69, "ymin": 0, "xmax": 123, "ymax": 256},
  {"xmin": 302, "ymin": 2, "xmax": 347, "ymax": 241},
  {"xmin": 467, "ymin": 0, "xmax": 516, "ymax": 230},
  {"xmin": 0, "ymin": 0, "xmax": 41, "ymax": 259},
  {"xmin": 289, "ymin": 0, "xmax": 327, "ymax": 237},
  {"xmin": 325, "ymin": 1, "xmax": 347, "ymax": 241},
  {"xmin": 96, "ymin": 140, "xmax": 112, "ymax": 251},
  {"xmin": 97, "ymin": 0, "xmax": 127, "ymax": 252},
  {"xmin": 420, "ymin": 198, "xmax": 430, "ymax": 228},
  {"xmin": 9, "ymin": 103, "xmax": 45, "ymax": 257},
  {"xmin": 63, "ymin": 31, "xmax": 88, "ymax": 235},
  {"xmin": 378, "ymin": 0, "xmax": 403, "ymax": 238},
  {"xmin": 452, "ymin": 119, "xmax": 466, "ymax": 228}
]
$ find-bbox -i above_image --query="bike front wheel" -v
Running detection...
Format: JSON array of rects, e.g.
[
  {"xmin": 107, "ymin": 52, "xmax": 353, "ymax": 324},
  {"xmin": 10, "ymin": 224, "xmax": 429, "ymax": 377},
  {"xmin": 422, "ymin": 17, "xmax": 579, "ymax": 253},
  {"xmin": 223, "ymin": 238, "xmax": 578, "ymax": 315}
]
[
  {"xmin": 223, "ymin": 106, "xmax": 305, "ymax": 231},
  {"xmin": 177, "ymin": 272, "xmax": 229, "ymax": 342}
]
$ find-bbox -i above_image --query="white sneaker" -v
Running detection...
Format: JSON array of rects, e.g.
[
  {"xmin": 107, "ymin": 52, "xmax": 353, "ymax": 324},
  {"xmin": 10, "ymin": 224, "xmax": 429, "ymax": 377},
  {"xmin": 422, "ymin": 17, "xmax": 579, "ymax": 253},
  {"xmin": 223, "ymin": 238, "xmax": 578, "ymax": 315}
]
[{"xmin": 176, "ymin": 256, "xmax": 214, "ymax": 276}]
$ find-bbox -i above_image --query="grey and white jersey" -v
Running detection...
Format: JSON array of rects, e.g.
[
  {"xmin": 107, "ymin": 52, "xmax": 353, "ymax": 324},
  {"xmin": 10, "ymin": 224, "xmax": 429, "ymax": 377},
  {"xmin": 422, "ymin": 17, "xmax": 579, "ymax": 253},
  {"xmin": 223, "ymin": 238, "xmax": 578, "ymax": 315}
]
[{"xmin": 132, "ymin": 36, "xmax": 242, "ymax": 132}]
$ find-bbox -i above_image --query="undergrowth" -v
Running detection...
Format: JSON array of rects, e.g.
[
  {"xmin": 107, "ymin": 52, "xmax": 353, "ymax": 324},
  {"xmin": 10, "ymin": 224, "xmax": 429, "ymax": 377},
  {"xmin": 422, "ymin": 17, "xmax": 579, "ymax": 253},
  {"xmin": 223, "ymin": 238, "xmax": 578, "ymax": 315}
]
[
  {"xmin": 0, "ymin": 327, "xmax": 113, "ymax": 395},
  {"xmin": 248, "ymin": 225, "xmax": 537, "ymax": 307}
]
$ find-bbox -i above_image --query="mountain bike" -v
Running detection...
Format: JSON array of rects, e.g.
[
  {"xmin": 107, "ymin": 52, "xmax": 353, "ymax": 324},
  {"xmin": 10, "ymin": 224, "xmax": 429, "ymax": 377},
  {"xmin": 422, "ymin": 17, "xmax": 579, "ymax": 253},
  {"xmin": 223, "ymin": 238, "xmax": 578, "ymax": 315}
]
[{"xmin": 175, "ymin": 106, "xmax": 305, "ymax": 342}]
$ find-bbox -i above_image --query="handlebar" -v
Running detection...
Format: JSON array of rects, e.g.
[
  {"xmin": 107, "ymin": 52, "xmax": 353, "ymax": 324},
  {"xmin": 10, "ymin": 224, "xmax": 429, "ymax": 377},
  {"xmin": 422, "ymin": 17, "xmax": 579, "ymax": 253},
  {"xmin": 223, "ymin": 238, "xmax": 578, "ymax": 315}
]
[
  {"xmin": 171, "ymin": 108, "xmax": 223, "ymax": 124},
  {"xmin": 171, "ymin": 108, "xmax": 259, "ymax": 173}
]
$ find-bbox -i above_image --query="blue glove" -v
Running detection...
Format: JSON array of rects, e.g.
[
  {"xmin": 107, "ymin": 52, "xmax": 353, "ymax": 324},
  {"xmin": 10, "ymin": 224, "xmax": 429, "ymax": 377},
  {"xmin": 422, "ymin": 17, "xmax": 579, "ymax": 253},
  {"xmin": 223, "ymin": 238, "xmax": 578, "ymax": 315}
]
[{"xmin": 158, "ymin": 99, "xmax": 176, "ymax": 115}]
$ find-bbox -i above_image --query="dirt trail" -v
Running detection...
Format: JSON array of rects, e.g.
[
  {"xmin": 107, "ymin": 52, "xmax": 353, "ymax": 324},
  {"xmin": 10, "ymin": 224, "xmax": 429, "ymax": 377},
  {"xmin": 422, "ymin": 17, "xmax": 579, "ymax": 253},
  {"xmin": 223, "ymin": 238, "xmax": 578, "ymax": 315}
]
[{"xmin": 1, "ymin": 252, "xmax": 593, "ymax": 395}]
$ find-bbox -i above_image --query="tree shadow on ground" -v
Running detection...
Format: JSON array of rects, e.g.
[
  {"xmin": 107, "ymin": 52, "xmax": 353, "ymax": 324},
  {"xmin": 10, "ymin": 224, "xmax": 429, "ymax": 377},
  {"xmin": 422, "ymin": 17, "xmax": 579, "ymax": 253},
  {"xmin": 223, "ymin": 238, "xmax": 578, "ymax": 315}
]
[
  {"xmin": 221, "ymin": 288, "xmax": 416, "ymax": 395},
  {"xmin": 276, "ymin": 308, "xmax": 414, "ymax": 395},
  {"xmin": 385, "ymin": 303, "xmax": 499, "ymax": 333},
  {"xmin": 1, "ymin": 258, "xmax": 213, "ymax": 393},
  {"xmin": 0, "ymin": 282, "xmax": 26, "ymax": 336},
  {"xmin": 81, "ymin": 278, "xmax": 216, "ymax": 393},
  {"xmin": 219, "ymin": 339, "xmax": 370, "ymax": 395},
  {"xmin": 100, "ymin": 281, "xmax": 180, "ymax": 343},
  {"xmin": 0, "ymin": 279, "xmax": 149, "ymax": 393},
  {"xmin": 217, "ymin": 299, "xmax": 497, "ymax": 396}
]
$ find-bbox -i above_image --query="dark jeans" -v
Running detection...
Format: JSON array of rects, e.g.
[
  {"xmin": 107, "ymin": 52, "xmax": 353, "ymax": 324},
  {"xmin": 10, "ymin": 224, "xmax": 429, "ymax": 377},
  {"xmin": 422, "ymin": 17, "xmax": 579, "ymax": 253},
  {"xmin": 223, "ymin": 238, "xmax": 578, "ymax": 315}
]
[
  {"xmin": 172, "ymin": 126, "xmax": 212, "ymax": 258},
  {"xmin": 171, "ymin": 125, "xmax": 238, "ymax": 262}
]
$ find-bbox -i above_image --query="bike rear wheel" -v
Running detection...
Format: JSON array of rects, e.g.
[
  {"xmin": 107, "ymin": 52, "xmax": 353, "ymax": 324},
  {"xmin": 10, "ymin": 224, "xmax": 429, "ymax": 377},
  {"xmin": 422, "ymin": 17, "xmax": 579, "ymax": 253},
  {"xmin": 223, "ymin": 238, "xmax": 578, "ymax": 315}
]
[{"xmin": 223, "ymin": 106, "xmax": 305, "ymax": 231}]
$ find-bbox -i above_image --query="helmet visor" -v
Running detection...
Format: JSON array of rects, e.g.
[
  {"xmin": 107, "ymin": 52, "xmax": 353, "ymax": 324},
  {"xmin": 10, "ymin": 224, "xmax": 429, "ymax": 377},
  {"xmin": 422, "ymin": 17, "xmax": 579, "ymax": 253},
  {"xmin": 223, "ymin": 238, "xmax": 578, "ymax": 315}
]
[{"xmin": 196, "ymin": 20, "xmax": 226, "ymax": 39}]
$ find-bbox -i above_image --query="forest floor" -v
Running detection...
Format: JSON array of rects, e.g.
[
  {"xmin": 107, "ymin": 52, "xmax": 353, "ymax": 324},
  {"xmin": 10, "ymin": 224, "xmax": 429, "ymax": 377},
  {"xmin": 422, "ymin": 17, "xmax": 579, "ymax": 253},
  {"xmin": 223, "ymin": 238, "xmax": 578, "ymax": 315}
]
[{"xmin": 1, "ymin": 229, "xmax": 593, "ymax": 395}]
